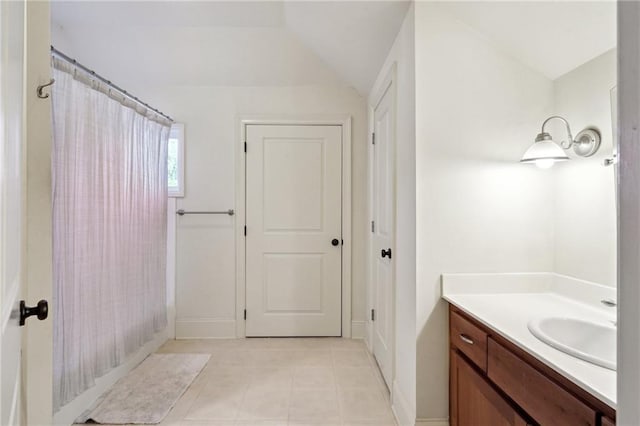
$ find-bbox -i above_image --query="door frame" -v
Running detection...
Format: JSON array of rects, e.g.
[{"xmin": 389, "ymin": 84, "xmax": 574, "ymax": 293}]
[
  {"xmin": 618, "ymin": 2, "xmax": 639, "ymax": 424},
  {"xmin": 235, "ymin": 115, "xmax": 353, "ymax": 338},
  {"xmin": 24, "ymin": 1, "xmax": 54, "ymax": 424},
  {"xmin": 367, "ymin": 63, "xmax": 397, "ymax": 385}
]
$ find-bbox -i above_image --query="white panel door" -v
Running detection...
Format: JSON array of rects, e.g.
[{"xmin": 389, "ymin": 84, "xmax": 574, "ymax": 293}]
[
  {"xmin": 246, "ymin": 124, "xmax": 342, "ymax": 337},
  {"xmin": 0, "ymin": 1, "xmax": 25, "ymax": 424},
  {"xmin": 372, "ymin": 82, "xmax": 395, "ymax": 389}
]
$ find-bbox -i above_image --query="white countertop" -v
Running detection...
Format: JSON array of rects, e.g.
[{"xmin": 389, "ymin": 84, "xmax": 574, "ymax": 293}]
[{"xmin": 442, "ymin": 272, "xmax": 617, "ymax": 409}]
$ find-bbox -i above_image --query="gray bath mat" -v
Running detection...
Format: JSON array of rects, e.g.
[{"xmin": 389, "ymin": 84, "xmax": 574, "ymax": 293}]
[{"xmin": 84, "ymin": 353, "xmax": 210, "ymax": 424}]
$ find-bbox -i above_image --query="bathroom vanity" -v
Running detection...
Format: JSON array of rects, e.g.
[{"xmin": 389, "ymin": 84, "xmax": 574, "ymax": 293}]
[{"xmin": 442, "ymin": 273, "xmax": 617, "ymax": 426}]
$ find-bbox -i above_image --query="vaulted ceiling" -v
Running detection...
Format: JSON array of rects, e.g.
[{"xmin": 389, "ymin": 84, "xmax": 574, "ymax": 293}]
[
  {"xmin": 438, "ymin": 1, "xmax": 616, "ymax": 80},
  {"xmin": 51, "ymin": 1, "xmax": 410, "ymax": 95},
  {"xmin": 51, "ymin": 1, "xmax": 616, "ymax": 96}
]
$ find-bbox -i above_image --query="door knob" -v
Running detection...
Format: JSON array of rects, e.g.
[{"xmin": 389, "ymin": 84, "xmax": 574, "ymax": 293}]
[
  {"xmin": 19, "ymin": 300, "xmax": 48, "ymax": 326},
  {"xmin": 381, "ymin": 248, "xmax": 392, "ymax": 259},
  {"xmin": 331, "ymin": 238, "xmax": 340, "ymax": 246}
]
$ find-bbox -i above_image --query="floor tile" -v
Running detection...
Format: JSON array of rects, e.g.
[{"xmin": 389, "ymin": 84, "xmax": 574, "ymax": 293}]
[
  {"xmin": 330, "ymin": 338, "xmax": 367, "ymax": 351},
  {"xmin": 211, "ymin": 349, "xmax": 254, "ymax": 366},
  {"xmin": 338, "ymin": 388, "xmax": 395, "ymax": 422},
  {"xmin": 334, "ymin": 366, "xmax": 380, "ymax": 388},
  {"xmin": 332, "ymin": 349, "xmax": 372, "ymax": 368},
  {"xmin": 184, "ymin": 383, "xmax": 246, "ymax": 421},
  {"xmin": 82, "ymin": 338, "xmax": 396, "ymax": 426},
  {"xmin": 236, "ymin": 421, "xmax": 288, "ymax": 426},
  {"xmin": 292, "ymin": 366, "xmax": 335, "ymax": 388},
  {"xmin": 288, "ymin": 388, "xmax": 341, "ymax": 422},
  {"xmin": 237, "ymin": 387, "xmax": 291, "ymax": 420},
  {"xmin": 293, "ymin": 350, "xmax": 334, "ymax": 367},
  {"xmin": 250, "ymin": 350, "xmax": 298, "ymax": 367},
  {"xmin": 264, "ymin": 338, "xmax": 332, "ymax": 350},
  {"xmin": 245, "ymin": 367, "xmax": 294, "ymax": 388},
  {"xmin": 202, "ymin": 366, "xmax": 251, "ymax": 389}
]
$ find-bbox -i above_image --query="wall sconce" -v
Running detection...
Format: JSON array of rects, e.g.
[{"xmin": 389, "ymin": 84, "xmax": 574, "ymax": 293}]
[{"xmin": 520, "ymin": 116, "xmax": 601, "ymax": 169}]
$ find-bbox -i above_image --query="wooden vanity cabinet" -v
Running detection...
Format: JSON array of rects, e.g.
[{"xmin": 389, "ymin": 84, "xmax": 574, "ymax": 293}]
[
  {"xmin": 449, "ymin": 305, "xmax": 616, "ymax": 426},
  {"xmin": 451, "ymin": 350, "xmax": 531, "ymax": 426}
]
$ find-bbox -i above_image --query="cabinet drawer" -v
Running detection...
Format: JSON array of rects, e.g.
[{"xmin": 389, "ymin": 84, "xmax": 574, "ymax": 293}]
[
  {"xmin": 450, "ymin": 311, "xmax": 488, "ymax": 372},
  {"xmin": 487, "ymin": 338, "xmax": 597, "ymax": 426}
]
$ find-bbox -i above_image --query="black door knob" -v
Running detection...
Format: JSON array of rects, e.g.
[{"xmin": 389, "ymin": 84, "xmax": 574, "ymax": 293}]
[
  {"xmin": 19, "ymin": 300, "xmax": 48, "ymax": 326},
  {"xmin": 381, "ymin": 248, "xmax": 392, "ymax": 259},
  {"xmin": 331, "ymin": 238, "xmax": 340, "ymax": 246}
]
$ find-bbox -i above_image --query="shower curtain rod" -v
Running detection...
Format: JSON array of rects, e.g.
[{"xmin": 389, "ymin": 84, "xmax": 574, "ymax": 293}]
[{"xmin": 50, "ymin": 46, "xmax": 174, "ymax": 123}]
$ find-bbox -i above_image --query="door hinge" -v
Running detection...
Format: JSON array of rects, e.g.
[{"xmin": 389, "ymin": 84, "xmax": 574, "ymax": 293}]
[
  {"xmin": 244, "ymin": 309, "xmax": 247, "ymax": 320},
  {"xmin": 244, "ymin": 225, "xmax": 247, "ymax": 236},
  {"xmin": 244, "ymin": 142, "xmax": 247, "ymax": 153},
  {"xmin": 372, "ymin": 132, "xmax": 375, "ymax": 145},
  {"xmin": 371, "ymin": 309, "xmax": 375, "ymax": 321},
  {"xmin": 371, "ymin": 221, "xmax": 375, "ymax": 233}
]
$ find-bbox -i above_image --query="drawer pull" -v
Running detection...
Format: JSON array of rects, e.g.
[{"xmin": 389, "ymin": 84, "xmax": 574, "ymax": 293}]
[{"xmin": 459, "ymin": 334, "xmax": 474, "ymax": 345}]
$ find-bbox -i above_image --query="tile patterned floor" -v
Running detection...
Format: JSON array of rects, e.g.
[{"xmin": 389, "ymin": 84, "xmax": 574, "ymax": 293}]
[{"xmin": 153, "ymin": 338, "xmax": 397, "ymax": 426}]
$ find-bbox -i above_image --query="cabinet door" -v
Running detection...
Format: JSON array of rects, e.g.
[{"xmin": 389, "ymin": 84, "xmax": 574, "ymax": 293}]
[
  {"xmin": 452, "ymin": 351, "xmax": 529, "ymax": 426},
  {"xmin": 487, "ymin": 338, "xmax": 597, "ymax": 426}
]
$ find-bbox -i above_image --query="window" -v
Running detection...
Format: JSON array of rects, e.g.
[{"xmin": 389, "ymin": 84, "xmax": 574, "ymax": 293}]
[{"xmin": 168, "ymin": 123, "xmax": 184, "ymax": 197}]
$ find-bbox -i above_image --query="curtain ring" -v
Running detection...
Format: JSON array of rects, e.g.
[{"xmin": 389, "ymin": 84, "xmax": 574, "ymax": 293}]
[{"xmin": 36, "ymin": 79, "xmax": 55, "ymax": 99}]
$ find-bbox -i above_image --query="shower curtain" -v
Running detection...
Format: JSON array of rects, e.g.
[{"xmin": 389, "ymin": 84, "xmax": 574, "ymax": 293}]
[{"xmin": 51, "ymin": 57, "xmax": 171, "ymax": 411}]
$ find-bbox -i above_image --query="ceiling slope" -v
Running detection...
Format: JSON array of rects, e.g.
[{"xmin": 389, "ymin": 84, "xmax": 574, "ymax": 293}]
[
  {"xmin": 51, "ymin": 1, "xmax": 617, "ymax": 93},
  {"xmin": 51, "ymin": 1, "xmax": 410, "ymax": 94},
  {"xmin": 51, "ymin": 1, "xmax": 286, "ymax": 27},
  {"xmin": 284, "ymin": 1, "xmax": 410, "ymax": 95},
  {"xmin": 438, "ymin": 1, "xmax": 616, "ymax": 80},
  {"xmin": 51, "ymin": 1, "xmax": 346, "ymax": 88},
  {"xmin": 51, "ymin": 24, "xmax": 346, "ymax": 88}
]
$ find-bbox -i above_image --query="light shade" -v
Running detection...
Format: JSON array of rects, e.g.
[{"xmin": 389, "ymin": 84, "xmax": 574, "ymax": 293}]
[{"xmin": 520, "ymin": 137, "xmax": 569, "ymax": 168}]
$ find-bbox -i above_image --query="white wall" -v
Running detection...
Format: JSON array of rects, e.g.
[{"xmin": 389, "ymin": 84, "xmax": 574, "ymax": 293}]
[
  {"xmin": 367, "ymin": 5, "xmax": 416, "ymax": 425},
  {"xmin": 143, "ymin": 85, "xmax": 368, "ymax": 338},
  {"xmin": 414, "ymin": 3, "xmax": 555, "ymax": 421},
  {"xmin": 552, "ymin": 49, "xmax": 617, "ymax": 287}
]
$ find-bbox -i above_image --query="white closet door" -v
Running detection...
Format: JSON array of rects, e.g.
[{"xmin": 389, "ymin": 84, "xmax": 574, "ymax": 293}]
[
  {"xmin": 372, "ymin": 81, "xmax": 395, "ymax": 390},
  {"xmin": 245, "ymin": 124, "xmax": 342, "ymax": 337}
]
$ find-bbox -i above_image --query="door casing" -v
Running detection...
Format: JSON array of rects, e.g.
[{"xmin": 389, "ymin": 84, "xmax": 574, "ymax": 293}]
[
  {"xmin": 24, "ymin": 1, "xmax": 54, "ymax": 424},
  {"xmin": 235, "ymin": 116, "xmax": 353, "ymax": 338}
]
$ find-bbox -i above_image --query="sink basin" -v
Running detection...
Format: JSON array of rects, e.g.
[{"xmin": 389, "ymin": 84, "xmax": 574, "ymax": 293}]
[{"xmin": 528, "ymin": 317, "xmax": 616, "ymax": 371}]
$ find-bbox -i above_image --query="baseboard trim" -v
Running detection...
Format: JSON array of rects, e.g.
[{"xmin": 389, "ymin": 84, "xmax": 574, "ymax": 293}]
[
  {"xmin": 392, "ymin": 380, "xmax": 416, "ymax": 426},
  {"xmin": 415, "ymin": 419, "xmax": 449, "ymax": 426},
  {"xmin": 175, "ymin": 318, "xmax": 236, "ymax": 339},
  {"xmin": 53, "ymin": 328, "xmax": 168, "ymax": 426},
  {"xmin": 351, "ymin": 320, "xmax": 366, "ymax": 339},
  {"xmin": 363, "ymin": 319, "xmax": 373, "ymax": 351}
]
